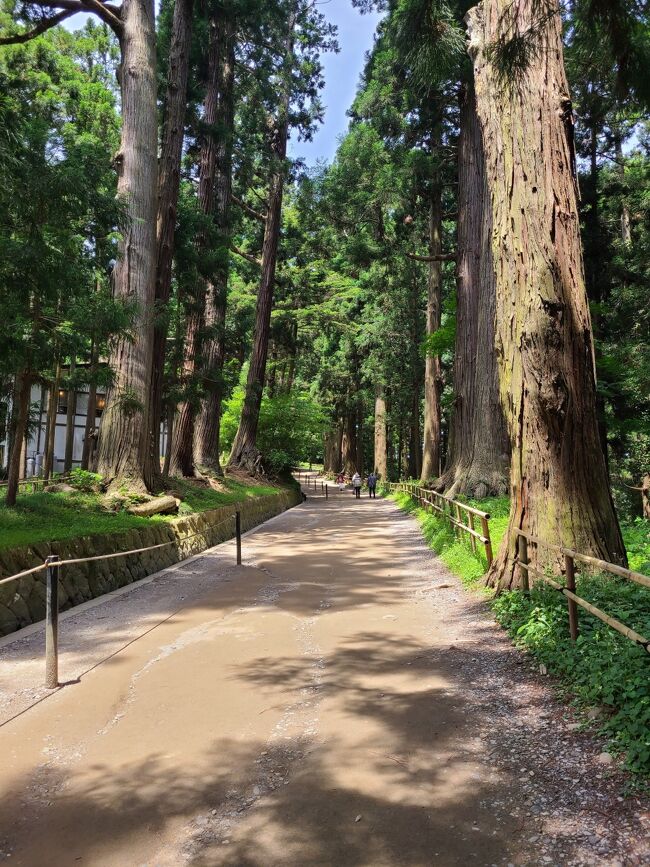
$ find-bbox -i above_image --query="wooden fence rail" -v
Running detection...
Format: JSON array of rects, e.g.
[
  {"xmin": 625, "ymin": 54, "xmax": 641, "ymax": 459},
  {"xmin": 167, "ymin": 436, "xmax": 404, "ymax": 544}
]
[
  {"xmin": 514, "ymin": 529, "xmax": 650, "ymax": 653},
  {"xmin": 386, "ymin": 481, "xmax": 494, "ymax": 566},
  {"xmin": 386, "ymin": 481, "xmax": 650, "ymax": 654}
]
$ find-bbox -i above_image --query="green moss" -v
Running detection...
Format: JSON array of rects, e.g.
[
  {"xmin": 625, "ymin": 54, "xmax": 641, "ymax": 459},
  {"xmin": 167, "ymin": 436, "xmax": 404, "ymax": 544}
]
[{"xmin": 0, "ymin": 477, "xmax": 281, "ymax": 551}]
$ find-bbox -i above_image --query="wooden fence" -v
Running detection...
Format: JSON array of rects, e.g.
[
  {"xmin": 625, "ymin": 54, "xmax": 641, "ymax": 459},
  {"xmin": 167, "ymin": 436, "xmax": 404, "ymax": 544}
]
[
  {"xmin": 514, "ymin": 529, "xmax": 650, "ymax": 652},
  {"xmin": 386, "ymin": 480, "xmax": 494, "ymax": 566},
  {"xmin": 0, "ymin": 474, "xmax": 72, "ymax": 494},
  {"xmin": 388, "ymin": 480, "xmax": 650, "ymax": 652}
]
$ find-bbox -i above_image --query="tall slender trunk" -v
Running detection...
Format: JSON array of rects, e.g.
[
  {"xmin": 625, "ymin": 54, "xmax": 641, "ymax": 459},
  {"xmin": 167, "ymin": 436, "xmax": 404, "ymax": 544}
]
[
  {"xmin": 96, "ymin": 0, "xmax": 158, "ymax": 491},
  {"xmin": 586, "ymin": 122, "xmax": 610, "ymax": 466},
  {"xmin": 439, "ymin": 82, "xmax": 508, "ymax": 497},
  {"xmin": 63, "ymin": 355, "xmax": 76, "ymax": 472},
  {"xmin": 420, "ymin": 178, "xmax": 443, "ymax": 481},
  {"xmin": 410, "ymin": 380, "xmax": 421, "ymax": 479},
  {"xmin": 228, "ymin": 11, "xmax": 296, "ymax": 472},
  {"xmin": 43, "ymin": 359, "xmax": 61, "ymax": 479},
  {"xmin": 146, "ymin": 0, "xmax": 194, "ymax": 484},
  {"xmin": 614, "ymin": 133, "xmax": 632, "ymax": 245},
  {"xmin": 172, "ymin": 15, "xmax": 235, "ymax": 476},
  {"xmin": 374, "ymin": 385, "xmax": 388, "ymax": 478},
  {"xmin": 355, "ymin": 392, "xmax": 364, "ymax": 473},
  {"xmin": 468, "ymin": 0, "xmax": 626, "ymax": 589},
  {"xmin": 81, "ymin": 341, "xmax": 98, "ymax": 471},
  {"xmin": 5, "ymin": 371, "xmax": 31, "ymax": 506},
  {"xmin": 341, "ymin": 412, "xmax": 357, "ymax": 475}
]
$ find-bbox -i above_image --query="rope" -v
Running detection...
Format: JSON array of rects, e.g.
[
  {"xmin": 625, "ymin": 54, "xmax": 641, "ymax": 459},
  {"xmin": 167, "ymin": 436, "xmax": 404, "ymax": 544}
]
[{"xmin": 0, "ymin": 563, "xmax": 48, "ymax": 586}]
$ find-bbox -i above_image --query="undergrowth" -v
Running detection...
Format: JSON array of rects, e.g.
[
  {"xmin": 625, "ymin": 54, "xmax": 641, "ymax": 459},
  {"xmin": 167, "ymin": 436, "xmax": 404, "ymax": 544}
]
[{"xmin": 386, "ymin": 487, "xmax": 650, "ymax": 778}]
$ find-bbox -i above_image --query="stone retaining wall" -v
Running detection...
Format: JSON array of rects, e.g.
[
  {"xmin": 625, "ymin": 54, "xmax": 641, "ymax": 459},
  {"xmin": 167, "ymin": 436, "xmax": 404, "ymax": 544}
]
[{"xmin": 0, "ymin": 487, "xmax": 301, "ymax": 637}]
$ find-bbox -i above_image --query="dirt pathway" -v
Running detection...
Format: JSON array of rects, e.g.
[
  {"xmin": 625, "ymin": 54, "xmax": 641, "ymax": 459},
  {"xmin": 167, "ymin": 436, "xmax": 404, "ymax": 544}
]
[{"xmin": 0, "ymin": 479, "xmax": 648, "ymax": 866}]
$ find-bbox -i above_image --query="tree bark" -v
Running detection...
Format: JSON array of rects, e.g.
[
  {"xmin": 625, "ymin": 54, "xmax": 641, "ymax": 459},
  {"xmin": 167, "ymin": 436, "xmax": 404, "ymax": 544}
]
[
  {"xmin": 228, "ymin": 10, "xmax": 295, "ymax": 473},
  {"xmin": 148, "ymin": 0, "xmax": 194, "ymax": 484},
  {"xmin": 43, "ymin": 359, "xmax": 61, "ymax": 480},
  {"xmin": 4, "ymin": 371, "xmax": 31, "ymax": 506},
  {"xmin": 467, "ymin": 0, "xmax": 626, "ymax": 589},
  {"xmin": 420, "ymin": 179, "xmax": 443, "ymax": 481},
  {"xmin": 96, "ymin": 0, "xmax": 158, "ymax": 491},
  {"xmin": 81, "ymin": 341, "xmax": 98, "ymax": 471},
  {"xmin": 374, "ymin": 385, "xmax": 388, "ymax": 478},
  {"xmin": 341, "ymin": 412, "xmax": 357, "ymax": 475},
  {"xmin": 193, "ymin": 16, "xmax": 236, "ymax": 476},
  {"xmin": 438, "ymin": 82, "xmax": 509, "ymax": 498},
  {"xmin": 63, "ymin": 355, "xmax": 77, "ymax": 472}
]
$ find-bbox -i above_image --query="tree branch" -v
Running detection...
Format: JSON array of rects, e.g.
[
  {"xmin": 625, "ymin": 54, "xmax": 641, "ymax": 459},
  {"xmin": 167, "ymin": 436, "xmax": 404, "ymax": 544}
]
[
  {"xmin": 0, "ymin": 8, "xmax": 74, "ymax": 44},
  {"xmin": 23, "ymin": 0, "xmax": 123, "ymax": 31},
  {"xmin": 231, "ymin": 194, "xmax": 267, "ymax": 223},
  {"xmin": 79, "ymin": 0, "xmax": 122, "ymax": 32},
  {"xmin": 406, "ymin": 251, "xmax": 457, "ymax": 263},
  {"xmin": 231, "ymin": 245, "xmax": 262, "ymax": 267}
]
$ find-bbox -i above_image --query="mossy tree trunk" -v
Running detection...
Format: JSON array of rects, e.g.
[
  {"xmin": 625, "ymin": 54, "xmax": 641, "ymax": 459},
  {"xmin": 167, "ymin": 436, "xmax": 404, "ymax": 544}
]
[{"xmin": 467, "ymin": 0, "xmax": 626, "ymax": 589}]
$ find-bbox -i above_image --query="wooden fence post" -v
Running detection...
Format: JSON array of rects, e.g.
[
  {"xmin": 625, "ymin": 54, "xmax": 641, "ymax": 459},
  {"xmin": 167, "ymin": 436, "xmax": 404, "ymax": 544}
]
[
  {"xmin": 481, "ymin": 515, "xmax": 493, "ymax": 567},
  {"xmin": 468, "ymin": 513, "xmax": 477, "ymax": 554},
  {"xmin": 564, "ymin": 553, "xmax": 579, "ymax": 641}
]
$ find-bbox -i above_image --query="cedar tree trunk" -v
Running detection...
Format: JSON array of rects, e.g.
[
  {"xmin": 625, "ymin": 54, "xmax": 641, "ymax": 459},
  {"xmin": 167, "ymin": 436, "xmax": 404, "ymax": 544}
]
[
  {"xmin": 420, "ymin": 184, "xmax": 443, "ymax": 481},
  {"xmin": 63, "ymin": 355, "xmax": 76, "ymax": 472},
  {"xmin": 439, "ymin": 82, "xmax": 509, "ymax": 498},
  {"xmin": 81, "ymin": 342, "xmax": 98, "ymax": 471},
  {"xmin": 148, "ymin": 0, "xmax": 194, "ymax": 482},
  {"xmin": 96, "ymin": 0, "xmax": 158, "ymax": 491},
  {"xmin": 467, "ymin": 0, "xmax": 626, "ymax": 589},
  {"xmin": 228, "ymin": 13, "xmax": 295, "ymax": 473},
  {"xmin": 43, "ymin": 359, "xmax": 61, "ymax": 480},
  {"xmin": 374, "ymin": 385, "xmax": 388, "ymax": 479},
  {"xmin": 193, "ymin": 15, "xmax": 236, "ymax": 475},
  {"xmin": 4, "ymin": 371, "xmax": 31, "ymax": 506}
]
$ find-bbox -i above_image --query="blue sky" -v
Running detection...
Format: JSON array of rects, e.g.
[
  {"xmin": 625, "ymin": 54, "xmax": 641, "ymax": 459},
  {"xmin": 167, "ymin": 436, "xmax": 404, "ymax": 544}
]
[
  {"xmin": 289, "ymin": 1, "xmax": 383, "ymax": 166},
  {"xmin": 64, "ymin": 2, "xmax": 382, "ymax": 167}
]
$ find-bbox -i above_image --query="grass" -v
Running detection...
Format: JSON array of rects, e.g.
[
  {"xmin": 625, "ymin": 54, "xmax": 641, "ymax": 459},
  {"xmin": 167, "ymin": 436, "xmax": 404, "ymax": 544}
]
[
  {"xmin": 389, "ymin": 490, "xmax": 510, "ymax": 587},
  {"xmin": 0, "ymin": 476, "xmax": 281, "ymax": 551},
  {"xmin": 386, "ymin": 487, "xmax": 650, "ymax": 779}
]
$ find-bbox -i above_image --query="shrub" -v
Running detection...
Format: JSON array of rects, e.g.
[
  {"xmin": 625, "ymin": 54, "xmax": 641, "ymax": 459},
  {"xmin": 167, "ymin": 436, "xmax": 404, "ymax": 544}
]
[{"xmin": 68, "ymin": 468, "xmax": 104, "ymax": 493}]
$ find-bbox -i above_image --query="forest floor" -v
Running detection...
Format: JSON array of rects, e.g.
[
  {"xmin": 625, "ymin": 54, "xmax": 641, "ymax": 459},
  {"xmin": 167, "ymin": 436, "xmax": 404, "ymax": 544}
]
[{"xmin": 0, "ymin": 475, "xmax": 649, "ymax": 866}]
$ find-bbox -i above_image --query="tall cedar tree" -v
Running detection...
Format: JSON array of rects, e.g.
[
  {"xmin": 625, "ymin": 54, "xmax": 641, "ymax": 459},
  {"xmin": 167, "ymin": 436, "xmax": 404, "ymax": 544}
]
[{"xmin": 467, "ymin": 0, "xmax": 627, "ymax": 588}]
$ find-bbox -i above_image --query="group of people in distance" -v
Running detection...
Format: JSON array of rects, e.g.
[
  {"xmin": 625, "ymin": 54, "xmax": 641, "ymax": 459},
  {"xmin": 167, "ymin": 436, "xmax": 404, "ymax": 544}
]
[{"xmin": 335, "ymin": 471, "xmax": 379, "ymax": 499}]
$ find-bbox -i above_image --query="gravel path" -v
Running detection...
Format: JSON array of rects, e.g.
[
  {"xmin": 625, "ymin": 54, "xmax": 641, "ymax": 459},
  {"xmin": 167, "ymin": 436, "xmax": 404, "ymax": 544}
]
[{"xmin": 0, "ymin": 480, "xmax": 648, "ymax": 866}]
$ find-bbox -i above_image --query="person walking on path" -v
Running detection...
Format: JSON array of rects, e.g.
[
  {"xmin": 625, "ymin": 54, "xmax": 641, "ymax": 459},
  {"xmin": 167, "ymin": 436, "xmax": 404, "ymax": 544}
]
[
  {"xmin": 367, "ymin": 471, "xmax": 378, "ymax": 498},
  {"xmin": 352, "ymin": 471, "xmax": 362, "ymax": 499}
]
